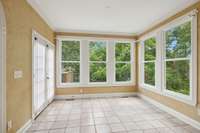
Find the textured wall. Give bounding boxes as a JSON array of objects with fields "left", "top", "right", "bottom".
[{"left": 1, "top": 0, "right": 55, "bottom": 132}]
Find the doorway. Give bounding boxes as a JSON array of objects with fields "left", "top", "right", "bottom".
[{"left": 32, "top": 31, "right": 55, "bottom": 119}]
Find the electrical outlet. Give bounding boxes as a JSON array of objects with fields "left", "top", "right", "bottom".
[{"left": 7, "top": 120, "right": 12, "bottom": 130}]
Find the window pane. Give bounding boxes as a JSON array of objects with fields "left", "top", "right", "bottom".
[
  {"left": 144, "top": 37, "right": 156, "bottom": 61},
  {"left": 115, "top": 42, "right": 131, "bottom": 61},
  {"left": 166, "top": 60, "right": 190, "bottom": 95},
  {"left": 165, "top": 21, "right": 191, "bottom": 59},
  {"left": 144, "top": 62, "right": 155, "bottom": 85},
  {"left": 61, "top": 63, "right": 80, "bottom": 83},
  {"left": 89, "top": 41, "right": 106, "bottom": 61},
  {"left": 116, "top": 63, "right": 131, "bottom": 82},
  {"left": 90, "top": 63, "right": 106, "bottom": 82},
  {"left": 62, "top": 40, "right": 80, "bottom": 61}
]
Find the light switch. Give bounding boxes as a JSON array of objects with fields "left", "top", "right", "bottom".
[{"left": 14, "top": 70, "right": 23, "bottom": 79}]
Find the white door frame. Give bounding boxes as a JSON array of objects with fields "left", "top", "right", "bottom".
[
  {"left": 32, "top": 30, "right": 55, "bottom": 119},
  {"left": 0, "top": 1, "right": 6, "bottom": 133}
]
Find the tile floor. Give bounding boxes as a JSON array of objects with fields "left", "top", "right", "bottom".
[{"left": 27, "top": 97, "right": 200, "bottom": 133}]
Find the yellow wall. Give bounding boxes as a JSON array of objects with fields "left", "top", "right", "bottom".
[
  {"left": 1, "top": 0, "right": 55, "bottom": 132},
  {"left": 56, "top": 86, "right": 137, "bottom": 95},
  {"left": 138, "top": 1, "right": 200, "bottom": 122}
]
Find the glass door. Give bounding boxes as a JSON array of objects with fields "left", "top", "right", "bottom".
[{"left": 32, "top": 33, "right": 55, "bottom": 119}]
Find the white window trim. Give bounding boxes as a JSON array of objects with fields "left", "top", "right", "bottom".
[
  {"left": 57, "top": 38, "right": 82, "bottom": 87},
  {"left": 139, "top": 33, "right": 161, "bottom": 94},
  {"left": 56, "top": 36, "right": 136, "bottom": 88},
  {"left": 161, "top": 11, "right": 197, "bottom": 105},
  {"left": 139, "top": 9, "right": 198, "bottom": 106},
  {"left": 88, "top": 40, "right": 108, "bottom": 84}
]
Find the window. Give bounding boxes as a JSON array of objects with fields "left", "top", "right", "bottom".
[
  {"left": 89, "top": 41, "right": 107, "bottom": 82},
  {"left": 164, "top": 21, "right": 191, "bottom": 96},
  {"left": 57, "top": 38, "right": 135, "bottom": 87},
  {"left": 142, "top": 37, "right": 156, "bottom": 87},
  {"left": 115, "top": 42, "right": 131, "bottom": 82},
  {"left": 139, "top": 10, "right": 197, "bottom": 105},
  {"left": 61, "top": 40, "right": 80, "bottom": 83}
]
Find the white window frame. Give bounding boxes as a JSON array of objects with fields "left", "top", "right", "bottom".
[
  {"left": 56, "top": 36, "right": 136, "bottom": 88},
  {"left": 57, "top": 38, "right": 82, "bottom": 87},
  {"left": 161, "top": 11, "right": 197, "bottom": 105},
  {"left": 139, "top": 33, "right": 162, "bottom": 94},
  {"left": 139, "top": 9, "right": 197, "bottom": 105},
  {"left": 88, "top": 40, "right": 108, "bottom": 84},
  {"left": 114, "top": 41, "right": 135, "bottom": 85}
]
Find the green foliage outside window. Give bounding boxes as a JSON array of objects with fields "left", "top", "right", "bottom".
[
  {"left": 90, "top": 63, "right": 106, "bottom": 82},
  {"left": 165, "top": 21, "right": 191, "bottom": 95},
  {"left": 90, "top": 41, "right": 106, "bottom": 61},
  {"left": 144, "top": 37, "right": 156, "bottom": 86},
  {"left": 115, "top": 43, "right": 131, "bottom": 61},
  {"left": 89, "top": 41, "right": 107, "bottom": 82},
  {"left": 166, "top": 21, "right": 191, "bottom": 59},
  {"left": 166, "top": 60, "right": 189, "bottom": 95},
  {"left": 144, "top": 38, "right": 156, "bottom": 61},
  {"left": 144, "top": 62, "right": 155, "bottom": 85},
  {"left": 115, "top": 43, "right": 131, "bottom": 82},
  {"left": 116, "top": 63, "right": 131, "bottom": 82},
  {"left": 62, "top": 41, "right": 80, "bottom": 61},
  {"left": 61, "top": 41, "right": 80, "bottom": 83}
]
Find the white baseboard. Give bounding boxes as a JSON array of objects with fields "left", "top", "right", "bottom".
[
  {"left": 138, "top": 94, "right": 200, "bottom": 130},
  {"left": 55, "top": 92, "right": 138, "bottom": 100},
  {"left": 16, "top": 119, "right": 32, "bottom": 133}
]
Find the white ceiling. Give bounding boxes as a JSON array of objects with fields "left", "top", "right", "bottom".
[{"left": 27, "top": 0, "right": 199, "bottom": 35}]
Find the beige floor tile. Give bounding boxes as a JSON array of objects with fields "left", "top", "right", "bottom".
[
  {"left": 143, "top": 129, "right": 159, "bottom": 133},
  {"left": 38, "top": 122, "right": 53, "bottom": 130},
  {"left": 81, "top": 118, "right": 94, "bottom": 126},
  {"left": 135, "top": 121, "right": 154, "bottom": 130},
  {"left": 81, "top": 126, "right": 96, "bottom": 133},
  {"left": 107, "top": 116, "right": 121, "bottom": 124},
  {"left": 128, "top": 130, "right": 143, "bottom": 133},
  {"left": 50, "top": 121, "right": 67, "bottom": 129},
  {"left": 156, "top": 127, "right": 174, "bottom": 133},
  {"left": 170, "top": 126, "right": 190, "bottom": 133},
  {"left": 65, "top": 127, "right": 80, "bottom": 133},
  {"left": 67, "top": 119, "right": 80, "bottom": 128},
  {"left": 124, "top": 122, "right": 140, "bottom": 131},
  {"left": 49, "top": 128, "right": 65, "bottom": 133},
  {"left": 110, "top": 123, "right": 126, "bottom": 132},
  {"left": 96, "top": 124, "right": 111, "bottom": 133},
  {"left": 94, "top": 117, "right": 107, "bottom": 125},
  {"left": 150, "top": 120, "right": 166, "bottom": 128}
]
